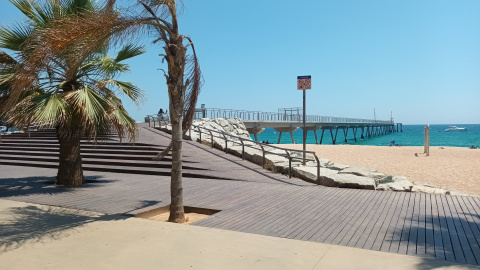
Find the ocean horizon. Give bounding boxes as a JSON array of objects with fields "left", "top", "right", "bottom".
[{"left": 250, "top": 124, "right": 480, "bottom": 148}]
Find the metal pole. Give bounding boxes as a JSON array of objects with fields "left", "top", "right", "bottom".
[{"left": 303, "top": 88, "right": 306, "bottom": 165}]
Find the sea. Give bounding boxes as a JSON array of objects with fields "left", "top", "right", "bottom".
[{"left": 250, "top": 124, "right": 480, "bottom": 148}]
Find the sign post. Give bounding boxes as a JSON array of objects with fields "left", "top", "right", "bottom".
[{"left": 297, "top": 75, "right": 311, "bottom": 165}]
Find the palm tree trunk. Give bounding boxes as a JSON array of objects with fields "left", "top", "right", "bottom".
[
  {"left": 167, "top": 36, "right": 187, "bottom": 223},
  {"left": 56, "top": 125, "right": 84, "bottom": 185},
  {"left": 169, "top": 106, "right": 185, "bottom": 222}
]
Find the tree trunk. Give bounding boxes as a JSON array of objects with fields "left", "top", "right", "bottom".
[
  {"left": 167, "top": 35, "right": 187, "bottom": 223},
  {"left": 56, "top": 125, "right": 84, "bottom": 185},
  {"left": 169, "top": 106, "right": 185, "bottom": 223}
]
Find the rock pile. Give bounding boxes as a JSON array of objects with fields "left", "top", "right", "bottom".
[{"left": 157, "top": 118, "right": 454, "bottom": 195}]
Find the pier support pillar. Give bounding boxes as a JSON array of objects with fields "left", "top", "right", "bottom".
[
  {"left": 246, "top": 127, "right": 265, "bottom": 142},
  {"left": 314, "top": 130, "right": 318, "bottom": 144},
  {"left": 330, "top": 128, "right": 339, "bottom": 144},
  {"left": 320, "top": 129, "right": 325, "bottom": 144},
  {"left": 290, "top": 132, "right": 295, "bottom": 144},
  {"left": 274, "top": 127, "right": 299, "bottom": 144}
]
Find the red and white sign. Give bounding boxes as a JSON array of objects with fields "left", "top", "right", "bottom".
[{"left": 297, "top": 75, "right": 311, "bottom": 90}]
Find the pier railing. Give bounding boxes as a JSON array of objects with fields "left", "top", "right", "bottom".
[
  {"left": 197, "top": 108, "right": 392, "bottom": 124},
  {"left": 150, "top": 118, "right": 321, "bottom": 183},
  {"left": 146, "top": 108, "right": 392, "bottom": 124}
]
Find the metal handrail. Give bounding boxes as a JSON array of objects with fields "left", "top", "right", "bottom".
[{"left": 188, "top": 123, "right": 321, "bottom": 184}]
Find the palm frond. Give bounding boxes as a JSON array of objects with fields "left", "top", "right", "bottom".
[
  {"left": 67, "top": 85, "right": 108, "bottom": 124},
  {"left": 182, "top": 36, "right": 202, "bottom": 132},
  {"left": 9, "top": 0, "right": 47, "bottom": 26},
  {"left": 0, "top": 24, "right": 33, "bottom": 51},
  {"left": 96, "top": 55, "right": 129, "bottom": 77},
  {"left": 23, "top": 93, "right": 67, "bottom": 125},
  {"left": 106, "top": 98, "right": 137, "bottom": 142},
  {"left": 105, "top": 79, "right": 144, "bottom": 105},
  {"left": 115, "top": 44, "right": 145, "bottom": 62},
  {"left": 65, "top": 0, "right": 97, "bottom": 15}
]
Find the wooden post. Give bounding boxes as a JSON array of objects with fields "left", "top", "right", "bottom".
[{"left": 424, "top": 124, "right": 430, "bottom": 156}]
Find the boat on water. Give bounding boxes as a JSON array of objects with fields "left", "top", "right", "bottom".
[{"left": 444, "top": 125, "right": 467, "bottom": 132}]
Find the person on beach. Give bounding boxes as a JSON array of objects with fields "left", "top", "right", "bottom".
[{"left": 389, "top": 139, "right": 395, "bottom": 146}]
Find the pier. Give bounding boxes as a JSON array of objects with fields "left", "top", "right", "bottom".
[{"left": 193, "top": 108, "right": 403, "bottom": 144}]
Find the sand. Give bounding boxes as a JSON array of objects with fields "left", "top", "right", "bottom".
[
  {"left": 282, "top": 144, "right": 480, "bottom": 196},
  {"left": 147, "top": 212, "right": 209, "bottom": 225}
]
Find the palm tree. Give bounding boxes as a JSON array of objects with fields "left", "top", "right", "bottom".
[
  {"left": 1, "top": 0, "right": 201, "bottom": 223},
  {"left": 136, "top": 0, "right": 202, "bottom": 223},
  {"left": 0, "top": 0, "right": 145, "bottom": 186}
]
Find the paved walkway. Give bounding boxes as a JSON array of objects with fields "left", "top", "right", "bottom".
[{"left": 1, "top": 124, "right": 480, "bottom": 268}]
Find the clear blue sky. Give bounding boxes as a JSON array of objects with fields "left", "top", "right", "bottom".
[{"left": 1, "top": 0, "right": 479, "bottom": 124}]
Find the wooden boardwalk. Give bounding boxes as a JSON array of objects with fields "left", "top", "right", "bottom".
[{"left": 1, "top": 124, "right": 479, "bottom": 266}]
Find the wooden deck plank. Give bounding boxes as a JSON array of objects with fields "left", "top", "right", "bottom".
[
  {"left": 336, "top": 189, "right": 384, "bottom": 246},
  {"left": 424, "top": 193, "right": 436, "bottom": 258},
  {"left": 238, "top": 187, "right": 322, "bottom": 234},
  {"left": 260, "top": 189, "right": 330, "bottom": 236},
  {"left": 448, "top": 195, "right": 480, "bottom": 265},
  {"left": 351, "top": 190, "right": 391, "bottom": 248},
  {"left": 417, "top": 193, "right": 427, "bottom": 256},
  {"left": 397, "top": 192, "right": 415, "bottom": 254},
  {"left": 308, "top": 189, "right": 375, "bottom": 243},
  {"left": 216, "top": 189, "right": 302, "bottom": 231},
  {"left": 297, "top": 188, "right": 360, "bottom": 241},
  {"left": 441, "top": 195, "right": 467, "bottom": 263},
  {"left": 460, "top": 196, "right": 480, "bottom": 244},
  {"left": 269, "top": 187, "right": 340, "bottom": 238},
  {"left": 464, "top": 196, "right": 480, "bottom": 233},
  {"left": 196, "top": 184, "right": 296, "bottom": 228},
  {"left": 372, "top": 191, "right": 402, "bottom": 251},
  {"left": 284, "top": 188, "right": 356, "bottom": 240},
  {"left": 430, "top": 194, "right": 445, "bottom": 261},
  {"left": 330, "top": 189, "right": 381, "bottom": 246},
  {"left": 380, "top": 191, "right": 407, "bottom": 252},
  {"left": 362, "top": 191, "right": 398, "bottom": 250},
  {"left": 390, "top": 192, "right": 413, "bottom": 254},
  {"left": 317, "top": 188, "right": 379, "bottom": 244},
  {"left": 436, "top": 194, "right": 456, "bottom": 262},
  {"left": 406, "top": 192, "right": 420, "bottom": 256}
]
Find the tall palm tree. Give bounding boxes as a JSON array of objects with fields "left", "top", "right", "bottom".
[
  {"left": 0, "top": 0, "right": 145, "bottom": 185},
  {"left": 137, "top": 0, "right": 202, "bottom": 223},
  {"left": 1, "top": 0, "right": 201, "bottom": 223}
]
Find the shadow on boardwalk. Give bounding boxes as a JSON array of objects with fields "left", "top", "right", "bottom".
[
  {"left": 0, "top": 176, "right": 116, "bottom": 198},
  {"left": 390, "top": 214, "right": 480, "bottom": 266},
  {"left": 0, "top": 205, "right": 126, "bottom": 254}
]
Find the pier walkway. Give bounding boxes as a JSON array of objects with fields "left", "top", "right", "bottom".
[
  {"left": 152, "top": 107, "right": 403, "bottom": 144},
  {"left": 1, "top": 124, "right": 479, "bottom": 266}
]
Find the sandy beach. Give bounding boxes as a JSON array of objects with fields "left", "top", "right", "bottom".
[{"left": 283, "top": 144, "right": 480, "bottom": 196}]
